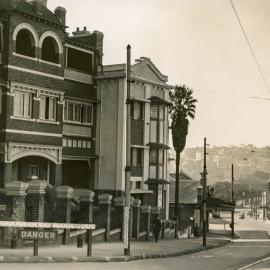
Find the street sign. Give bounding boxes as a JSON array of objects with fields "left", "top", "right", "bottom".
[{"left": 19, "top": 230, "right": 57, "bottom": 240}]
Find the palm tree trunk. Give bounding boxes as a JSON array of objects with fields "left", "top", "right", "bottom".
[{"left": 174, "top": 151, "right": 180, "bottom": 218}]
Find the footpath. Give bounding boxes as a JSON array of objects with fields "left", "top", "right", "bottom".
[{"left": 0, "top": 230, "right": 232, "bottom": 263}]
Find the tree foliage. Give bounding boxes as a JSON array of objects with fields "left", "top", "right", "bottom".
[{"left": 169, "top": 85, "right": 198, "bottom": 154}]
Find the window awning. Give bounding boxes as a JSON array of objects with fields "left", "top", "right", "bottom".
[
  {"left": 146, "top": 143, "right": 170, "bottom": 149},
  {"left": 145, "top": 178, "right": 170, "bottom": 185},
  {"left": 207, "top": 197, "right": 235, "bottom": 211}
]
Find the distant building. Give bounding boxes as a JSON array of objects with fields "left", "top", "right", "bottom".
[
  {"left": 0, "top": 0, "right": 103, "bottom": 189},
  {"left": 96, "top": 57, "right": 173, "bottom": 213}
]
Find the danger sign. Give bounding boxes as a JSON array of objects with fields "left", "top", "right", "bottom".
[{"left": 19, "top": 230, "right": 57, "bottom": 240}]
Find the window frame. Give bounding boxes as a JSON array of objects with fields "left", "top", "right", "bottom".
[
  {"left": 131, "top": 147, "right": 143, "bottom": 167},
  {"left": 64, "top": 100, "right": 93, "bottom": 125},
  {"left": 13, "top": 90, "right": 33, "bottom": 118},
  {"left": 39, "top": 94, "right": 57, "bottom": 121},
  {"left": 131, "top": 101, "right": 144, "bottom": 120}
]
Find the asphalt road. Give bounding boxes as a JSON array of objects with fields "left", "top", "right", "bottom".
[{"left": 2, "top": 215, "right": 270, "bottom": 270}]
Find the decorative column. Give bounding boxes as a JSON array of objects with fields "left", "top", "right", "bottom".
[
  {"left": 114, "top": 196, "right": 125, "bottom": 241},
  {"left": 98, "top": 194, "right": 112, "bottom": 242},
  {"left": 141, "top": 205, "right": 151, "bottom": 241},
  {"left": 26, "top": 180, "right": 47, "bottom": 222},
  {"left": 132, "top": 199, "right": 141, "bottom": 240},
  {"left": 4, "top": 181, "right": 28, "bottom": 247},
  {"left": 55, "top": 186, "right": 73, "bottom": 244}
]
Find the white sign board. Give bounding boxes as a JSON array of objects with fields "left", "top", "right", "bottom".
[{"left": 0, "top": 221, "right": 95, "bottom": 230}]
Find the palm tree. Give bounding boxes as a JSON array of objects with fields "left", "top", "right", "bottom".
[{"left": 169, "top": 85, "right": 198, "bottom": 225}]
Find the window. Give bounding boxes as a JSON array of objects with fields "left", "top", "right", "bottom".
[
  {"left": 16, "top": 29, "right": 35, "bottom": 57},
  {"left": 67, "top": 139, "right": 72, "bottom": 147},
  {"left": 64, "top": 101, "right": 93, "bottom": 125},
  {"left": 29, "top": 165, "right": 39, "bottom": 180},
  {"left": 150, "top": 104, "right": 165, "bottom": 143},
  {"left": 72, "top": 140, "right": 77, "bottom": 148},
  {"left": 131, "top": 148, "right": 143, "bottom": 166},
  {"left": 14, "top": 91, "right": 32, "bottom": 118},
  {"left": 149, "top": 149, "right": 164, "bottom": 165},
  {"left": 150, "top": 104, "right": 158, "bottom": 119},
  {"left": 41, "top": 36, "right": 59, "bottom": 63},
  {"left": 136, "top": 181, "right": 141, "bottom": 189},
  {"left": 131, "top": 102, "right": 144, "bottom": 120},
  {"left": 63, "top": 138, "right": 91, "bottom": 149},
  {"left": 40, "top": 95, "right": 57, "bottom": 121}
]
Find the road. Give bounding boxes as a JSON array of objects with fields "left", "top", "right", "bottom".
[{"left": 2, "top": 214, "right": 270, "bottom": 270}]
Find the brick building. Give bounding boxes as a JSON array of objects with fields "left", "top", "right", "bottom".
[
  {"left": 96, "top": 57, "right": 173, "bottom": 215},
  {"left": 0, "top": 0, "right": 103, "bottom": 189}
]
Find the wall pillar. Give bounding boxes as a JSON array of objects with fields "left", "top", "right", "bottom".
[
  {"left": 132, "top": 199, "right": 141, "bottom": 240},
  {"left": 3, "top": 163, "right": 12, "bottom": 187},
  {"left": 26, "top": 180, "right": 47, "bottom": 222},
  {"left": 4, "top": 181, "right": 28, "bottom": 247},
  {"left": 54, "top": 164, "right": 62, "bottom": 187},
  {"left": 98, "top": 194, "right": 112, "bottom": 242},
  {"left": 74, "top": 189, "right": 95, "bottom": 223},
  {"left": 141, "top": 205, "right": 151, "bottom": 241},
  {"left": 55, "top": 186, "right": 73, "bottom": 244},
  {"left": 114, "top": 196, "right": 125, "bottom": 241}
]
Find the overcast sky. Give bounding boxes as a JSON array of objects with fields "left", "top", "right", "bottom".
[{"left": 48, "top": 0, "right": 270, "bottom": 148}]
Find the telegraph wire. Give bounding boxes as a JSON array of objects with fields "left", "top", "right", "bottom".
[{"left": 229, "top": 0, "right": 270, "bottom": 95}]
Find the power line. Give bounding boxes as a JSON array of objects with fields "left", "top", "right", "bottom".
[
  {"left": 229, "top": 0, "right": 270, "bottom": 95},
  {"left": 194, "top": 88, "right": 270, "bottom": 102}
]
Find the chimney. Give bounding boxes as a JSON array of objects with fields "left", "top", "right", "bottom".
[{"left": 54, "top": 6, "right": 66, "bottom": 25}]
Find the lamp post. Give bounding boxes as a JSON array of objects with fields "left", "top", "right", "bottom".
[
  {"left": 202, "top": 137, "right": 208, "bottom": 248},
  {"left": 123, "top": 44, "right": 131, "bottom": 256},
  {"left": 231, "top": 164, "right": 235, "bottom": 238}
]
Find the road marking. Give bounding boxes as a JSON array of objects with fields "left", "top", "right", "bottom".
[
  {"left": 232, "top": 239, "right": 270, "bottom": 242},
  {"left": 236, "top": 256, "right": 270, "bottom": 270},
  {"left": 231, "top": 246, "right": 270, "bottom": 248}
]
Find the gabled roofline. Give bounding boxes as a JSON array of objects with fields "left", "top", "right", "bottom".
[{"left": 133, "top": 57, "right": 168, "bottom": 83}]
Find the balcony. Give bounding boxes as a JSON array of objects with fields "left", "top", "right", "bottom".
[{"left": 64, "top": 68, "right": 93, "bottom": 85}]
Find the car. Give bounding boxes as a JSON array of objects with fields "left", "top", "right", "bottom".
[
  {"left": 212, "top": 211, "right": 221, "bottom": 218},
  {"left": 239, "top": 213, "right": 245, "bottom": 219}
]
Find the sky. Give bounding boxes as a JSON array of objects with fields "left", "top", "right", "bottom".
[{"left": 48, "top": 0, "right": 270, "bottom": 148}]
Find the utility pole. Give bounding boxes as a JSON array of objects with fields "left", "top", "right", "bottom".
[
  {"left": 202, "top": 137, "right": 207, "bottom": 248},
  {"left": 231, "top": 164, "right": 235, "bottom": 238},
  {"left": 123, "top": 44, "right": 131, "bottom": 256}
]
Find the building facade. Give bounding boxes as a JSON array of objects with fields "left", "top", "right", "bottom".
[
  {"left": 96, "top": 57, "right": 172, "bottom": 213},
  {"left": 0, "top": 0, "right": 103, "bottom": 189}
]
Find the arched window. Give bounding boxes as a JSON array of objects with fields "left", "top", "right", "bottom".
[
  {"left": 41, "top": 37, "right": 59, "bottom": 63},
  {"left": 16, "top": 29, "right": 35, "bottom": 57}
]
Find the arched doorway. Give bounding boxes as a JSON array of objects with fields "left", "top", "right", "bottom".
[{"left": 12, "top": 156, "right": 56, "bottom": 184}]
